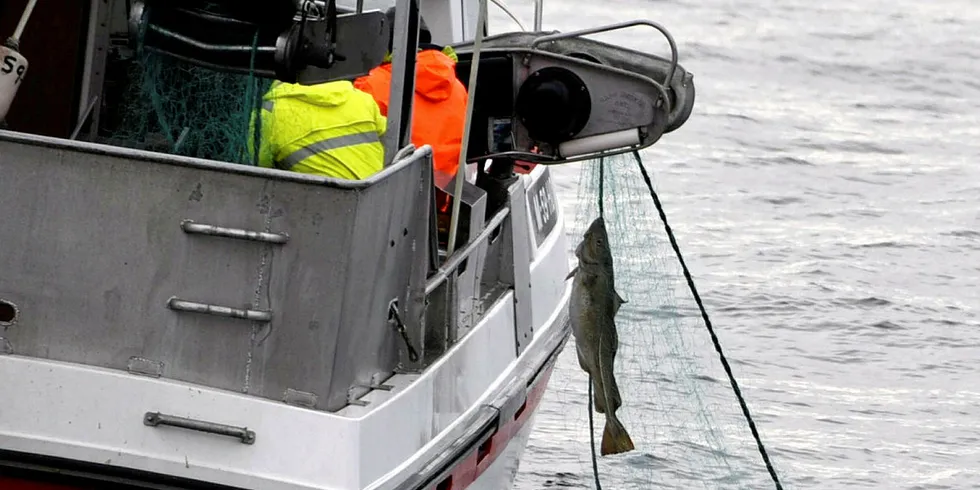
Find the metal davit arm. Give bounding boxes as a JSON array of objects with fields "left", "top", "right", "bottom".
[
  {"left": 446, "top": 0, "right": 488, "bottom": 256},
  {"left": 533, "top": 0, "right": 543, "bottom": 31},
  {"left": 383, "top": 0, "right": 421, "bottom": 166}
]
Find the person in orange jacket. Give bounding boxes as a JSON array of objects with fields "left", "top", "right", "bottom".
[{"left": 354, "top": 7, "right": 468, "bottom": 212}]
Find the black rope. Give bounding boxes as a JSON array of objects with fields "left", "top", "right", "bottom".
[
  {"left": 388, "top": 302, "right": 420, "bottom": 362},
  {"left": 586, "top": 157, "right": 605, "bottom": 490},
  {"left": 598, "top": 157, "right": 606, "bottom": 218},
  {"left": 588, "top": 378, "right": 602, "bottom": 490},
  {"left": 630, "top": 151, "right": 783, "bottom": 489}
]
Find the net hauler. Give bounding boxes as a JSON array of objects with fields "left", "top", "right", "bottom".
[{"left": 453, "top": 21, "right": 696, "bottom": 164}]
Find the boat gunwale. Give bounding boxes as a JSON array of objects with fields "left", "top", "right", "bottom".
[{"left": 0, "top": 129, "right": 433, "bottom": 190}]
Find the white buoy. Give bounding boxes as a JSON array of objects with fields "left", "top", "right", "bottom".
[
  {"left": 0, "top": 45, "right": 29, "bottom": 121},
  {"left": 0, "top": 0, "right": 40, "bottom": 122}
]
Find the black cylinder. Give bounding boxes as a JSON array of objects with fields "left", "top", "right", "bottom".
[{"left": 515, "top": 66, "right": 591, "bottom": 145}]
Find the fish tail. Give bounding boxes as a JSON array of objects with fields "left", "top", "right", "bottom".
[
  {"left": 600, "top": 414, "right": 635, "bottom": 456},
  {"left": 595, "top": 329, "right": 628, "bottom": 455}
]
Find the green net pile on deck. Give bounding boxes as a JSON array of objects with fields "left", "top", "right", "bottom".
[
  {"left": 514, "top": 154, "right": 780, "bottom": 489},
  {"left": 101, "top": 41, "right": 271, "bottom": 164}
]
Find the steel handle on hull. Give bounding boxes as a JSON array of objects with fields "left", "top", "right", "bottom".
[
  {"left": 180, "top": 219, "right": 289, "bottom": 244},
  {"left": 167, "top": 297, "right": 272, "bottom": 322},
  {"left": 143, "top": 412, "right": 256, "bottom": 445}
]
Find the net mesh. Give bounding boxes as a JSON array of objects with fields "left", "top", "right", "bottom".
[
  {"left": 101, "top": 33, "right": 271, "bottom": 164},
  {"left": 516, "top": 154, "right": 777, "bottom": 489}
]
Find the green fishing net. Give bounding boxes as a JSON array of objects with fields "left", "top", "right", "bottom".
[
  {"left": 516, "top": 153, "right": 780, "bottom": 489},
  {"left": 99, "top": 0, "right": 399, "bottom": 160},
  {"left": 100, "top": 35, "right": 271, "bottom": 164}
]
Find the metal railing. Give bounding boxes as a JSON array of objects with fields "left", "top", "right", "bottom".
[{"left": 425, "top": 206, "right": 510, "bottom": 295}]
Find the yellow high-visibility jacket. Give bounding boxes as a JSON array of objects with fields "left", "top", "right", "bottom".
[{"left": 249, "top": 80, "right": 387, "bottom": 180}]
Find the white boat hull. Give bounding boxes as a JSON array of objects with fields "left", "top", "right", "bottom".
[{"left": 0, "top": 144, "right": 572, "bottom": 490}]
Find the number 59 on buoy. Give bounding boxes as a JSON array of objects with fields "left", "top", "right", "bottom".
[
  {"left": 0, "top": 46, "right": 28, "bottom": 121},
  {"left": 0, "top": 0, "right": 39, "bottom": 122}
]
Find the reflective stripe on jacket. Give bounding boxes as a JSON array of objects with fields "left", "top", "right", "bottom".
[
  {"left": 250, "top": 80, "right": 387, "bottom": 180},
  {"left": 353, "top": 49, "right": 467, "bottom": 190}
]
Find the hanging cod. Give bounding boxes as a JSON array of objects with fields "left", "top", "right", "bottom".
[{"left": 567, "top": 216, "right": 635, "bottom": 456}]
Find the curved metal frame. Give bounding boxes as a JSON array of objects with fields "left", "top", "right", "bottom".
[
  {"left": 530, "top": 19, "right": 679, "bottom": 100},
  {"left": 490, "top": 0, "right": 526, "bottom": 31}
]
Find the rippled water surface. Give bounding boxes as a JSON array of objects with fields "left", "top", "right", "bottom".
[{"left": 493, "top": 0, "right": 980, "bottom": 488}]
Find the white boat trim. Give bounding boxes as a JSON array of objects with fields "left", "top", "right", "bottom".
[{"left": 0, "top": 281, "right": 569, "bottom": 490}]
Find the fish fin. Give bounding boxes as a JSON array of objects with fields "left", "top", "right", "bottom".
[
  {"left": 612, "top": 290, "right": 627, "bottom": 316},
  {"left": 596, "top": 329, "right": 622, "bottom": 416},
  {"left": 565, "top": 266, "right": 578, "bottom": 281},
  {"left": 600, "top": 415, "right": 635, "bottom": 456},
  {"left": 591, "top": 373, "right": 607, "bottom": 414},
  {"left": 576, "top": 347, "right": 603, "bottom": 414},
  {"left": 575, "top": 345, "right": 588, "bottom": 369},
  {"left": 576, "top": 346, "right": 593, "bottom": 379}
]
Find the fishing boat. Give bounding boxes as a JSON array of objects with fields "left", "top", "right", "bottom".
[{"left": 0, "top": 0, "right": 695, "bottom": 488}]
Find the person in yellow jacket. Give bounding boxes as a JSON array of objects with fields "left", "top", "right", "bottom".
[{"left": 249, "top": 80, "right": 387, "bottom": 179}]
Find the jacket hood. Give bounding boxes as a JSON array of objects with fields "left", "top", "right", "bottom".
[
  {"left": 265, "top": 80, "right": 354, "bottom": 107},
  {"left": 412, "top": 50, "right": 458, "bottom": 102}
]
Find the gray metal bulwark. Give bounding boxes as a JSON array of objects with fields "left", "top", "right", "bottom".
[
  {"left": 0, "top": 131, "right": 433, "bottom": 412},
  {"left": 507, "top": 178, "right": 534, "bottom": 355}
]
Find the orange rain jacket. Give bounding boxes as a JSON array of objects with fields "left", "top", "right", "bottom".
[{"left": 354, "top": 49, "right": 468, "bottom": 204}]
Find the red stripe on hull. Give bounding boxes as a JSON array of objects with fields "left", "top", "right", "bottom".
[
  {"left": 0, "top": 477, "right": 87, "bottom": 489},
  {"left": 428, "top": 363, "right": 555, "bottom": 490}
]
